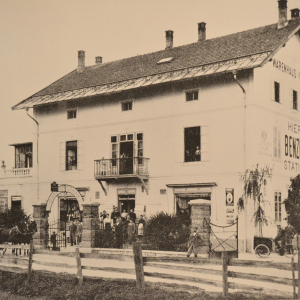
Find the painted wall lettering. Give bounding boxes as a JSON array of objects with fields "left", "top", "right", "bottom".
[
  {"left": 273, "top": 59, "right": 298, "bottom": 79},
  {"left": 284, "top": 122, "right": 300, "bottom": 172}
]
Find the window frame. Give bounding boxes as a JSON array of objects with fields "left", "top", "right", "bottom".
[
  {"left": 15, "top": 143, "right": 33, "bottom": 169},
  {"left": 293, "top": 90, "right": 298, "bottom": 111},
  {"left": 184, "top": 126, "right": 201, "bottom": 163},
  {"left": 66, "top": 141, "right": 77, "bottom": 171},
  {"left": 274, "top": 191, "right": 282, "bottom": 223},
  {"left": 121, "top": 100, "right": 133, "bottom": 112},
  {"left": 67, "top": 108, "right": 77, "bottom": 120},
  {"left": 185, "top": 90, "right": 199, "bottom": 102},
  {"left": 274, "top": 81, "right": 280, "bottom": 103}
]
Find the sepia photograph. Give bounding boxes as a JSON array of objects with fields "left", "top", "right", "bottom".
[{"left": 1, "top": 0, "right": 300, "bottom": 299}]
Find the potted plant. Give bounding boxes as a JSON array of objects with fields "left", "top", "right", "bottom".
[{"left": 238, "top": 164, "right": 272, "bottom": 249}]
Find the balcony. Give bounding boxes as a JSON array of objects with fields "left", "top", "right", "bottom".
[
  {"left": 94, "top": 157, "right": 149, "bottom": 181},
  {"left": 0, "top": 168, "right": 32, "bottom": 179}
]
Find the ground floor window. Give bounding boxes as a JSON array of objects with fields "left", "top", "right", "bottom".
[
  {"left": 11, "top": 196, "right": 21, "bottom": 210},
  {"left": 274, "top": 191, "right": 282, "bottom": 222}
]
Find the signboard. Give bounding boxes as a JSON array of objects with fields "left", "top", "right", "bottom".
[
  {"left": 225, "top": 189, "right": 235, "bottom": 224},
  {"left": 51, "top": 181, "right": 58, "bottom": 192},
  {"left": 226, "top": 189, "right": 234, "bottom": 206}
]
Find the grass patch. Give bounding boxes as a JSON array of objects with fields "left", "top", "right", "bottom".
[{"left": 0, "top": 270, "right": 292, "bottom": 300}]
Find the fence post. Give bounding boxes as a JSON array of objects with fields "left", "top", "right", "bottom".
[
  {"left": 27, "top": 240, "right": 34, "bottom": 280},
  {"left": 291, "top": 257, "right": 296, "bottom": 299},
  {"left": 75, "top": 247, "right": 83, "bottom": 288},
  {"left": 133, "top": 241, "right": 145, "bottom": 291},
  {"left": 222, "top": 251, "right": 229, "bottom": 296},
  {"left": 298, "top": 236, "right": 300, "bottom": 300}
]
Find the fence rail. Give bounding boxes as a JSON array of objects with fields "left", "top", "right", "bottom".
[
  {"left": 0, "top": 168, "right": 32, "bottom": 178},
  {"left": 0, "top": 242, "right": 298, "bottom": 298}
]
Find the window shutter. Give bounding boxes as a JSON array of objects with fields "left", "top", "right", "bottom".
[
  {"left": 290, "top": 88, "right": 294, "bottom": 109},
  {"left": 201, "top": 126, "right": 210, "bottom": 161},
  {"left": 174, "top": 128, "right": 184, "bottom": 163},
  {"left": 270, "top": 80, "right": 275, "bottom": 102},
  {"left": 60, "top": 142, "right": 66, "bottom": 171},
  {"left": 77, "top": 140, "right": 84, "bottom": 170}
]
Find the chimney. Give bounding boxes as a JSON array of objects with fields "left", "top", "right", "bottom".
[
  {"left": 278, "top": 0, "right": 288, "bottom": 29},
  {"left": 198, "top": 22, "right": 206, "bottom": 42},
  {"left": 165, "top": 30, "right": 173, "bottom": 49},
  {"left": 77, "top": 50, "right": 85, "bottom": 73},
  {"left": 291, "top": 8, "right": 300, "bottom": 19},
  {"left": 95, "top": 56, "right": 103, "bottom": 65}
]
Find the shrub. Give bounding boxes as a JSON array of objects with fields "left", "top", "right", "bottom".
[{"left": 144, "top": 212, "right": 190, "bottom": 251}]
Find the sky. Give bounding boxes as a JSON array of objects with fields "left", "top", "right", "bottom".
[{"left": 1, "top": 0, "right": 300, "bottom": 167}]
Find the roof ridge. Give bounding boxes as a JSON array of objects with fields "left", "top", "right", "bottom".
[{"left": 85, "top": 22, "right": 280, "bottom": 69}]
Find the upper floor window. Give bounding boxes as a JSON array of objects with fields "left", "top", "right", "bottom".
[
  {"left": 15, "top": 143, "right": 32, "bottom": 168},
  {"left": 66, "top": 141, "right": 77, "bottom": 170},
  {"left": 184, "top": 126, "right": 201, "bottom": 162},
  {"left": 186, "top": 90, "right": 199, "bottom": 102},
  {"left": 274, "top": 191, "right": 282, "bottom": 222},
  {"left": 121, "top": 101, "right": 133, "bottom": 112},
  {"left": 274, "top": 81, "right": 280, "bottom": 103},
  {"left": 293, "top": 90, "right": 298, "bottom": 110},
  {"left": 67, "top": 109, "right": 77, "bottom": 120}
]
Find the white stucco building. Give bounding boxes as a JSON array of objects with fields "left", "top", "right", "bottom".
[{"left": 1, "top": 0, "right": 300, "bottom": 252}]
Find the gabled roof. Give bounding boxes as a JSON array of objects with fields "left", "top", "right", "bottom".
[{"left": 12, "top": 18, "right": 300, "bottom": 110}]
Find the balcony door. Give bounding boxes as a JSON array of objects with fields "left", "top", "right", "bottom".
[{"left": 120, "top": 141, "right": 134, "bottom": 174}]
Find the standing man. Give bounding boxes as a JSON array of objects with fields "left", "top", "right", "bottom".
[
  {"left": 69, "top": 221, "right": 77, "bottom": 246},
  {"left": 129, "top": 209, "right": 136, "bottom": 222},
  {"left": 114, "top": 218, "right": 123, "bottom": 249}
]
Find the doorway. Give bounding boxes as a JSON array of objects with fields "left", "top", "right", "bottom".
[
  {"left": 118, "top": 195, "right": 135, "bottom": 214},
  {"left": 119, "top": 141, "right": 134, "bottom": 174}
]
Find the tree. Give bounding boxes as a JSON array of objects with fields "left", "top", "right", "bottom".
[
  {"left": 238, "top": 164, "right": 272, "bottom": 237},
  {"left": 0, "top": 207, "right": 36, "bottom": 233},
  {"left": 284, "top": 174, "right": 300, "bottom": 233}
]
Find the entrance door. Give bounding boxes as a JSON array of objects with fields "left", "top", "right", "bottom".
[
  {"left": 118, "top": 195, "right": 135, "bottom": 213},
  {"left": 119, "top": 141, "right": 134, "bottom": 174}
]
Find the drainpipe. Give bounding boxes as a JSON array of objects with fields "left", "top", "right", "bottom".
[
  {"left": 232, "top": 71, "right": 247, "bottom": 253},
  {"left": 26, "top": 108, "right": 39, "bottom": 203}
]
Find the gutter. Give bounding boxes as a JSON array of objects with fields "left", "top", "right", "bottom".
[{"left": 25, "top": 108, "right": 39, "bottom": 202}]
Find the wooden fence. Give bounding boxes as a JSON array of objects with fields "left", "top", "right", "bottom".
[{"left": 0, "top": 241, "right": 299, "bottom": 298}]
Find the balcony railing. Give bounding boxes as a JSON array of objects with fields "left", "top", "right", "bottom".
[
  {"left": 0, "top": 168, "right": 32, "bottom": 179},
  {"left": 94, "top": 157, "right": 149, "bottom": 179}
]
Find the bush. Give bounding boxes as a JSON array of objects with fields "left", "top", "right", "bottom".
[
  {"left": 94, "top": 229, "right": 115, "bottom": 248},
  {"left": 144, "top": 212, "right": 190, "bottom": 251}
]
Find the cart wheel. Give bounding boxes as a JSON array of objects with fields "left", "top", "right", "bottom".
[{"left": 255, "top": 244, "right": 270, "bottom": 258}]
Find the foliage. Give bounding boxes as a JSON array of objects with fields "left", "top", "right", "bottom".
[
  {"left": 239, "top": 164, "right": 272, "bottom": 237},
  {"left": 0, "top": 207, "right": 36, "bottom": 233},
  {"left": 284, "top": 174, "right": 300, "bottom": 234},
  {"left": 94, "top": 228, "right": 116, "bottom": 248},
  {"left": 143, "top": 212, "right": 190, "bottom": 251}
]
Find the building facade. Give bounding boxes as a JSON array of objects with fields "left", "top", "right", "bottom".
[{"left": 2, "top": 0, "right": 300, "bottom": 252}]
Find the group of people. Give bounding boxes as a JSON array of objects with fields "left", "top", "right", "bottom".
[{"left": 99, "top": 207, "right": 146, "bottom": 248}]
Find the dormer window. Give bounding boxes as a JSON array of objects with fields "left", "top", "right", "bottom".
[
  {"left": 67, "top": 109, "right": 77, "bottom": 119},
  {"left": 121, "top": 100, "right": 133, "bottom": 112}
]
